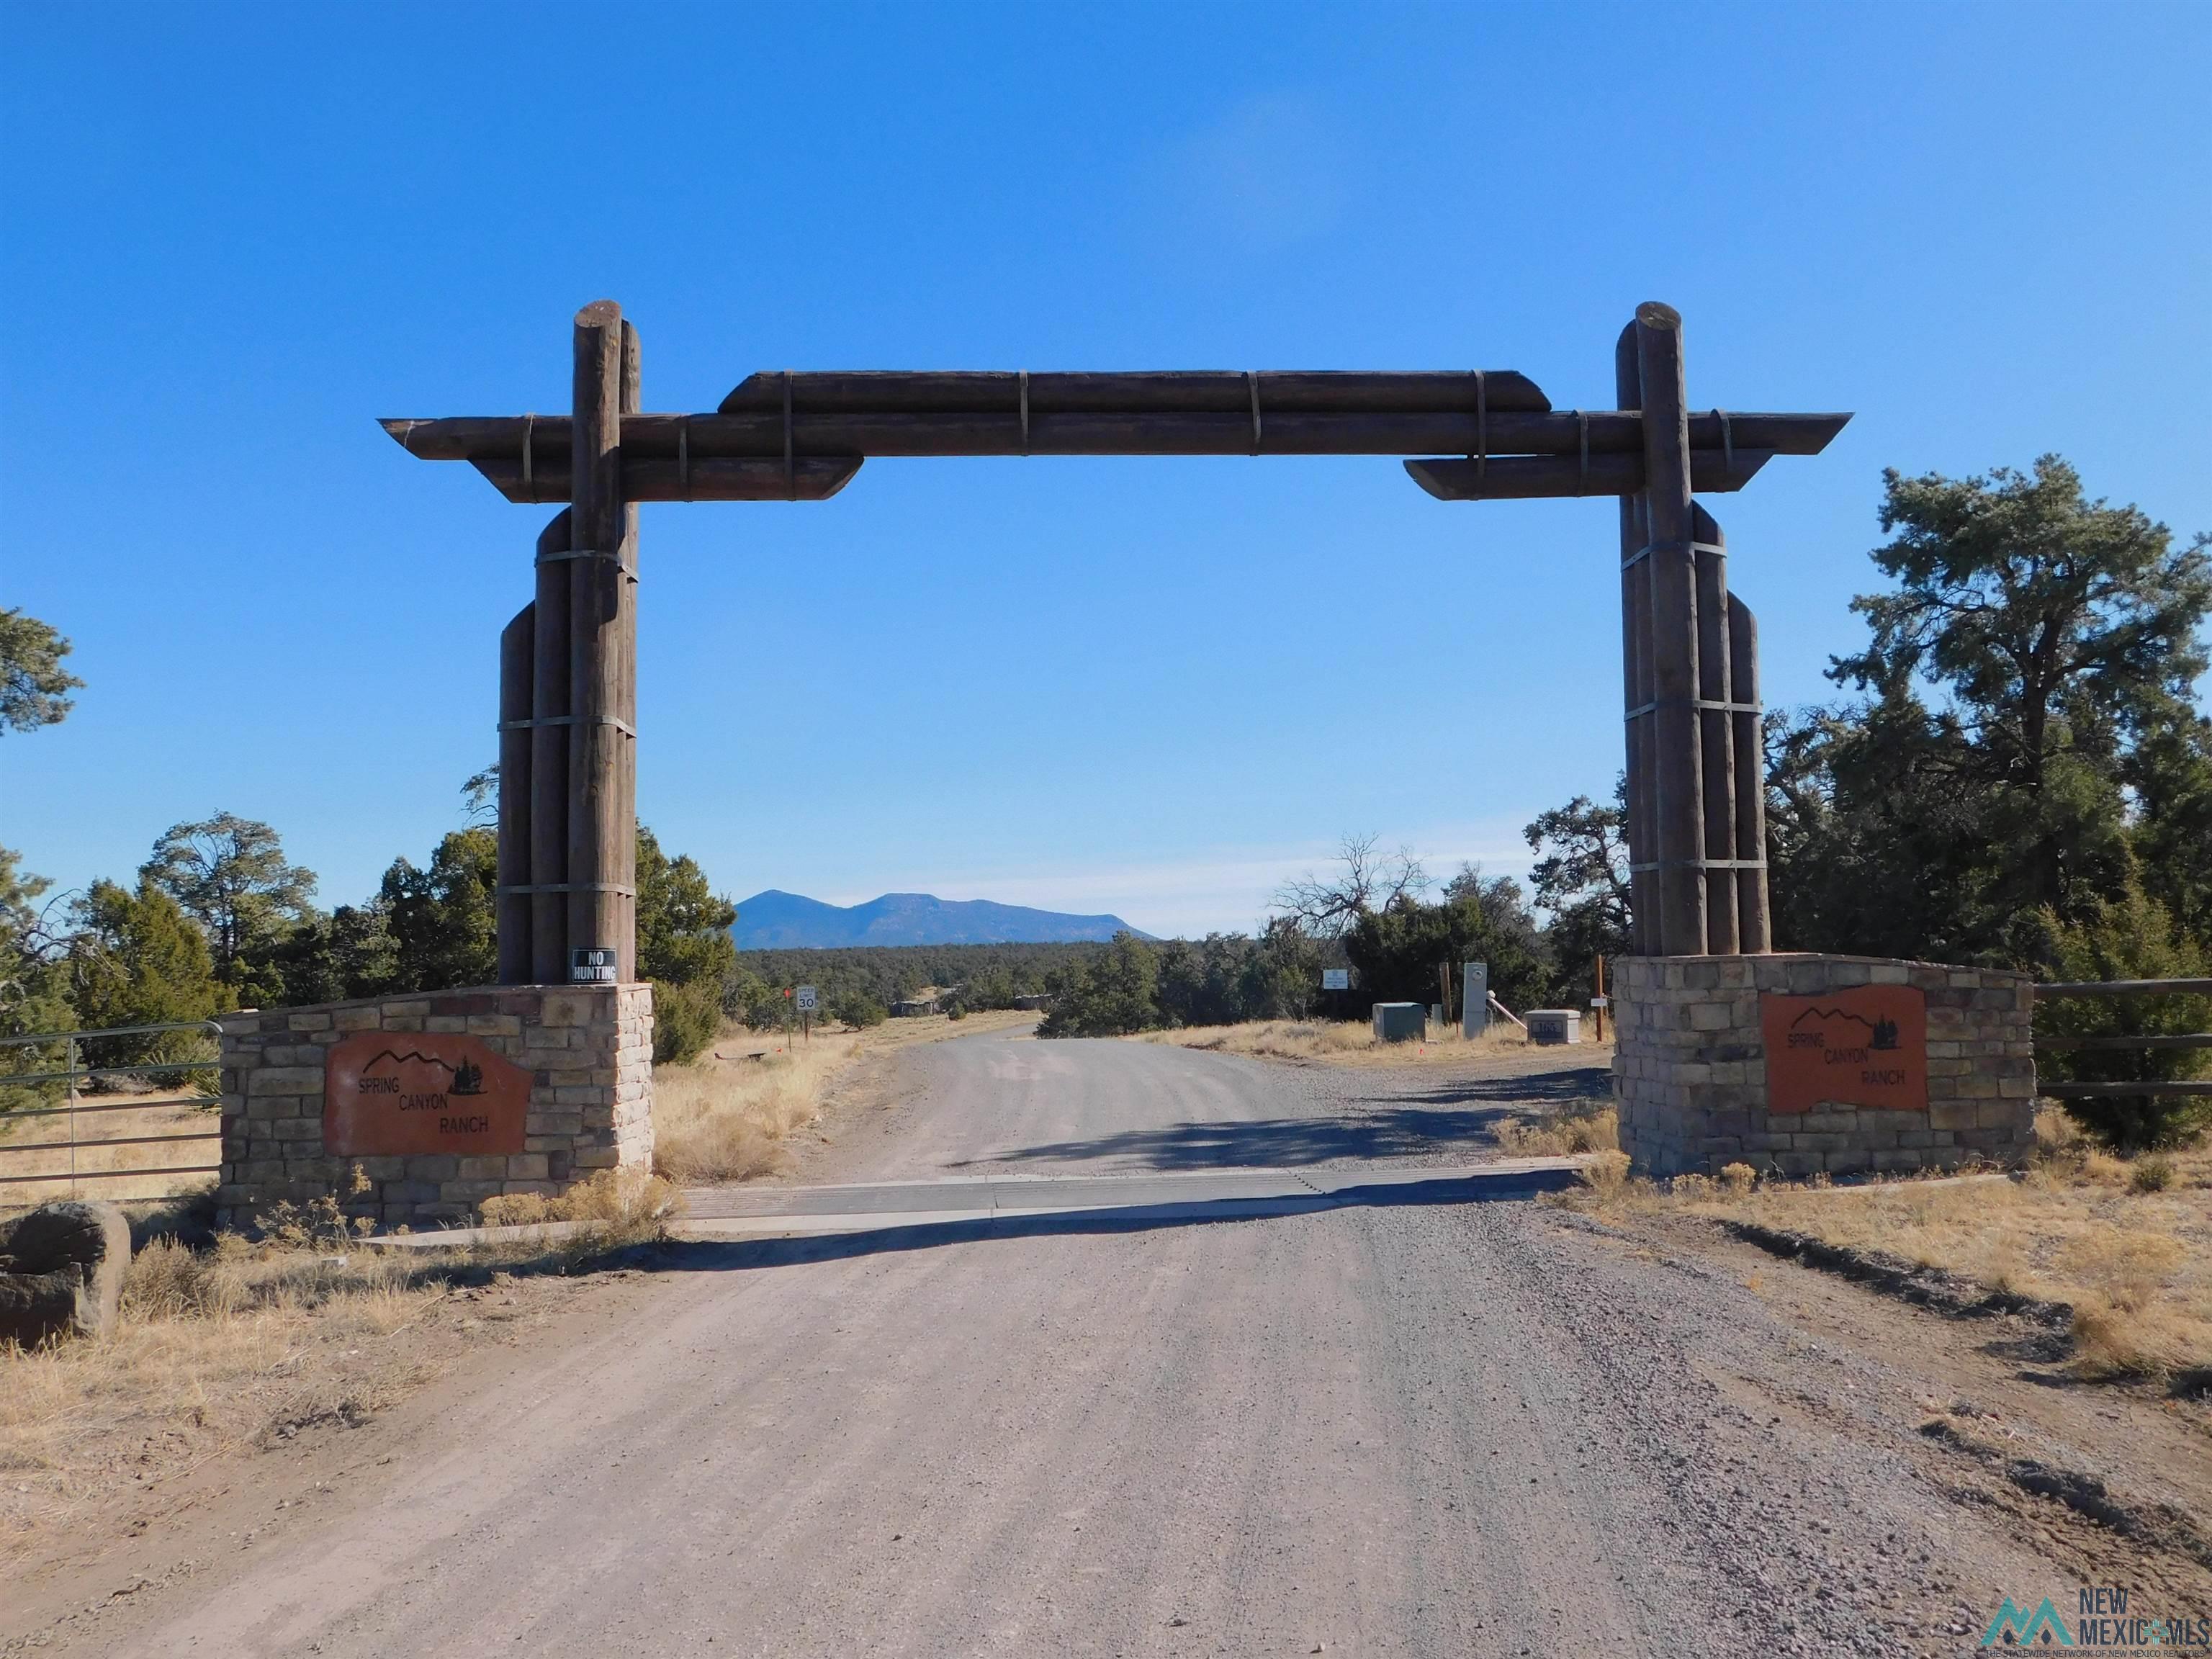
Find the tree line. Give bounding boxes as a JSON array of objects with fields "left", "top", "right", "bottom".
[
  {"left": 1, "top": 809, "right": 739, "bottom": 1071},
  {"left": 728, "top": 941, "right": 1110, "bottom": 1029}
]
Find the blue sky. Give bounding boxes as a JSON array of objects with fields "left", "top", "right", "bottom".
[{"left": 4, "top": 2, "right": 2207, "bottom": 938}]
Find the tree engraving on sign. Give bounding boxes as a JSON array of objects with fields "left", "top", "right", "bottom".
[
  {"left": 324, "top": 1033, "right": 532, "bottom": 1156},
  {"left": 1758, "top": 985, "right": 1928, "bottom": 1114}
]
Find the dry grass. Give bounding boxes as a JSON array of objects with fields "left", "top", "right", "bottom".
[
  {"left": 477, "top": 1166, "right": 683, "bottom": 1236},
  {"left": 0, "top": 1159, "right": 690, "bottom": 1563},
  {"left": 652, "top": 1007, "right": 1036, "bottom": 1184},
  {"left": 0, "top": 1090, "right": 222, "bottom": 1206},
  {"left": 1494, "top": 1105, "right": 1621, "bottom": 1157},
  {"left": 0, "top": 1228, "right": 611, "bottom": 1563},
  {"left": 1137, "top": 1017, "right": 1563, "bottom": 1068},
  {"left": 1564, "top": 1107, "right": 2212, "bottom": 1380}
]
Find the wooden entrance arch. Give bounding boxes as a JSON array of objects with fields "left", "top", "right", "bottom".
[{"left": 384, "top": 301, "right": 1849, "bottom": 981}]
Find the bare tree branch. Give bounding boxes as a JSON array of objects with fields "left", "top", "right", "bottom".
[{"left": 1272, "top": 834, "right": 1428, "bottom": 939}]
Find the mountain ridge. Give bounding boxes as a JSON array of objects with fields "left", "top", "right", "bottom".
[{"left": 731, "top": 889, "right": 1152, "bottom": 949}]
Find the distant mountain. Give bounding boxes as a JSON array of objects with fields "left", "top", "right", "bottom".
[{"left": 730, "top": 890, "right": 1151, "bottom": 949}]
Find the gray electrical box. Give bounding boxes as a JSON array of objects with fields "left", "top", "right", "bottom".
[
  {"left": 1462, "top": 962, "right": 1489, "bottom": 1038},
  {"left": 1527, "top": 1009, "right": 1582, "bottom": 1045},
  {"left": 1372, "top": 1002, "right": 1427, "bottom": 1043}
]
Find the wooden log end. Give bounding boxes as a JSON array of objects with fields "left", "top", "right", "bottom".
[
  {"left": 1635, "top": 301, "right": 1682, "bottom": 331},
  {"left": 1407, "top": 448, "right": 1773, "bottom": 502},
  {"left": 1403, "top": 459, "right": 1454, "bottom": 500},
  {"left": 472, "top": 456, "right": 863, "bottom": 503},
  {"left": 575, "top": 299, "right": 622, "bottom": 330},
  {"left": 379, "top": 418, "right": 423, "bottom": 451}
]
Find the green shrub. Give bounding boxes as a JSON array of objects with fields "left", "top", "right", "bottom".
[
  {"left": 652, "top": 978, "right": 722, "bottom": 1065},
  {"left": 834, "top": 994, "right": 887, "bottom": 1029},
  {"left": 2129, "top": 1153, "right": 2175, "bottom": 1194}
]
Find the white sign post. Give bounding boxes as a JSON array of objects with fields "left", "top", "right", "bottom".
[
  {"left": 1321, "top": 968, "right": 1350, "bottom": 992},
  {"left": 796, "top": 985, "right": 817, "bottom": 1043}
]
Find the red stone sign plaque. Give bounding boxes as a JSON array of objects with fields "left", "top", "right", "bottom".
[
  {"left": 1759, "top": 985, "right": 1929, "bottom": 1115},
  {"left": 324, "top": 1033, "right": 531, "bottom": 1156}
]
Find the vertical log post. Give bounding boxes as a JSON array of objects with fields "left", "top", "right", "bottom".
[
  {"left": 1729, "top": 595, "right": 1773, "bottom": 951},
  {"left": 529, "top": 508, "right": 574, "bottom": 983},
  {"left": 1614, "top": 325, "right": 1657, "bottom": 956},
  {"left": 496, "top": 601, "right": 535, "bottom": 984},
  {"left": 1691, "top": 503, "right": 1738, "bottom": 953},
  {"left": 1634, "top": 302, "right": 1707, "bottom": 956},
  {"left": 616, "top": 320, "right": 642, "bottom": 983},
  {"left": 568, "top": 302, "right": 626, "bottom": 981}
]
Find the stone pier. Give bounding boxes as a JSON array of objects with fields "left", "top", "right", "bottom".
[
  {"left": 215, "top": 984, "right": 653, "bottom": 1231},
  {"left": 1613, "top": 954, "right": 2035, "bottom": 1178}
]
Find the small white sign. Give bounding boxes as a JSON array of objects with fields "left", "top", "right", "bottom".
[
  {"left": 1322, "top": 968, "right": 1350, "bottom": 992},
  {"left": 795, "top": 985, "right": 818, "bottom": 1012}
]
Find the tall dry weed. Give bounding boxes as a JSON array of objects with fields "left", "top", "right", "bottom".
[
  {"left": 478, "top": 1168, "right": 682, "bottom": 1244},
  {"left": 652, "top": 1037, "right": 845, "bottom": 1183},
  {"left": 1494, "top": 1107, "right": 1619, "bottom": 1157}
]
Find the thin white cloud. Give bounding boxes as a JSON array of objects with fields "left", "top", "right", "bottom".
[{"left": 1161, "top": 91, "right": 1352, "bottom": 250}]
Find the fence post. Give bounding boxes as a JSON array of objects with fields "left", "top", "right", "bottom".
[{"left": 65, "top": 1033, "right": 79, "bottom": 1197}]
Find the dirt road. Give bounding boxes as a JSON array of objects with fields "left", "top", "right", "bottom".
[{"left": 7, "top": 1029, "right": 2202, "bottom": 1657}]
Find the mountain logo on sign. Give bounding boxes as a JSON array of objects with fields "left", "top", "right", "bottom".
[{"left": 361, "top": 1048, "right": 486, "bottom": 1096}]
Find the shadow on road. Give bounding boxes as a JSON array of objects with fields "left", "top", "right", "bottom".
[
  {"left": 652, "top": 1171, "right": 1578, "bottom": 1272},
  {"left": 1343, "top": 1066, "right": 1616, "bottom": 1112},
  {"left": 953, "top": 1106, "right": 1526, "bottom": 1170}
]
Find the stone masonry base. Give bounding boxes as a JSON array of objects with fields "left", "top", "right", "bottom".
[
  {"left": 1614, "top": 954, "right": 2035, "bottom": 1179},
  {"left": 216, "top": 984, "right": 654, "bottom": 1231}
]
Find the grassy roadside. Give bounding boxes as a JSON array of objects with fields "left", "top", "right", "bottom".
[
  {"left": 652, "top": 1007, "right": 1035, "bottom": 1183},
  {"left": 1136, "top": 1017, "right": 1587, "bottom": 1068},
  {"left": 1557, "top": 1109, "right": 2212, "bottom": 1382},
  {"left": 0, "top": 1173, "right": 678, "bottom": 1565}
]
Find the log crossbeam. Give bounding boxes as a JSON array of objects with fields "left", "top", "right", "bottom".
[{"left": 380, "top": 374, "right": 1848, "bottom": 505}]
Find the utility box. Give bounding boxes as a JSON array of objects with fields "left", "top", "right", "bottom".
[
  {"left": 1372, "top": 1002, "right": 1428, "bottom": 1043},
  {"left": 1526, "top": 1009, "right": 1582, "bottom": 1045},
  {"left": 1462, "top": 963, "right": 1488, "bottom": 1038}
]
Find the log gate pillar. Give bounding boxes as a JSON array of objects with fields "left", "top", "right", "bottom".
[
  {"left": 1617, "top": 302, "right": 1771, "bottom": 957},
  {"left": 495, "top": 303, "right": 641, "bottom": 986}
]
